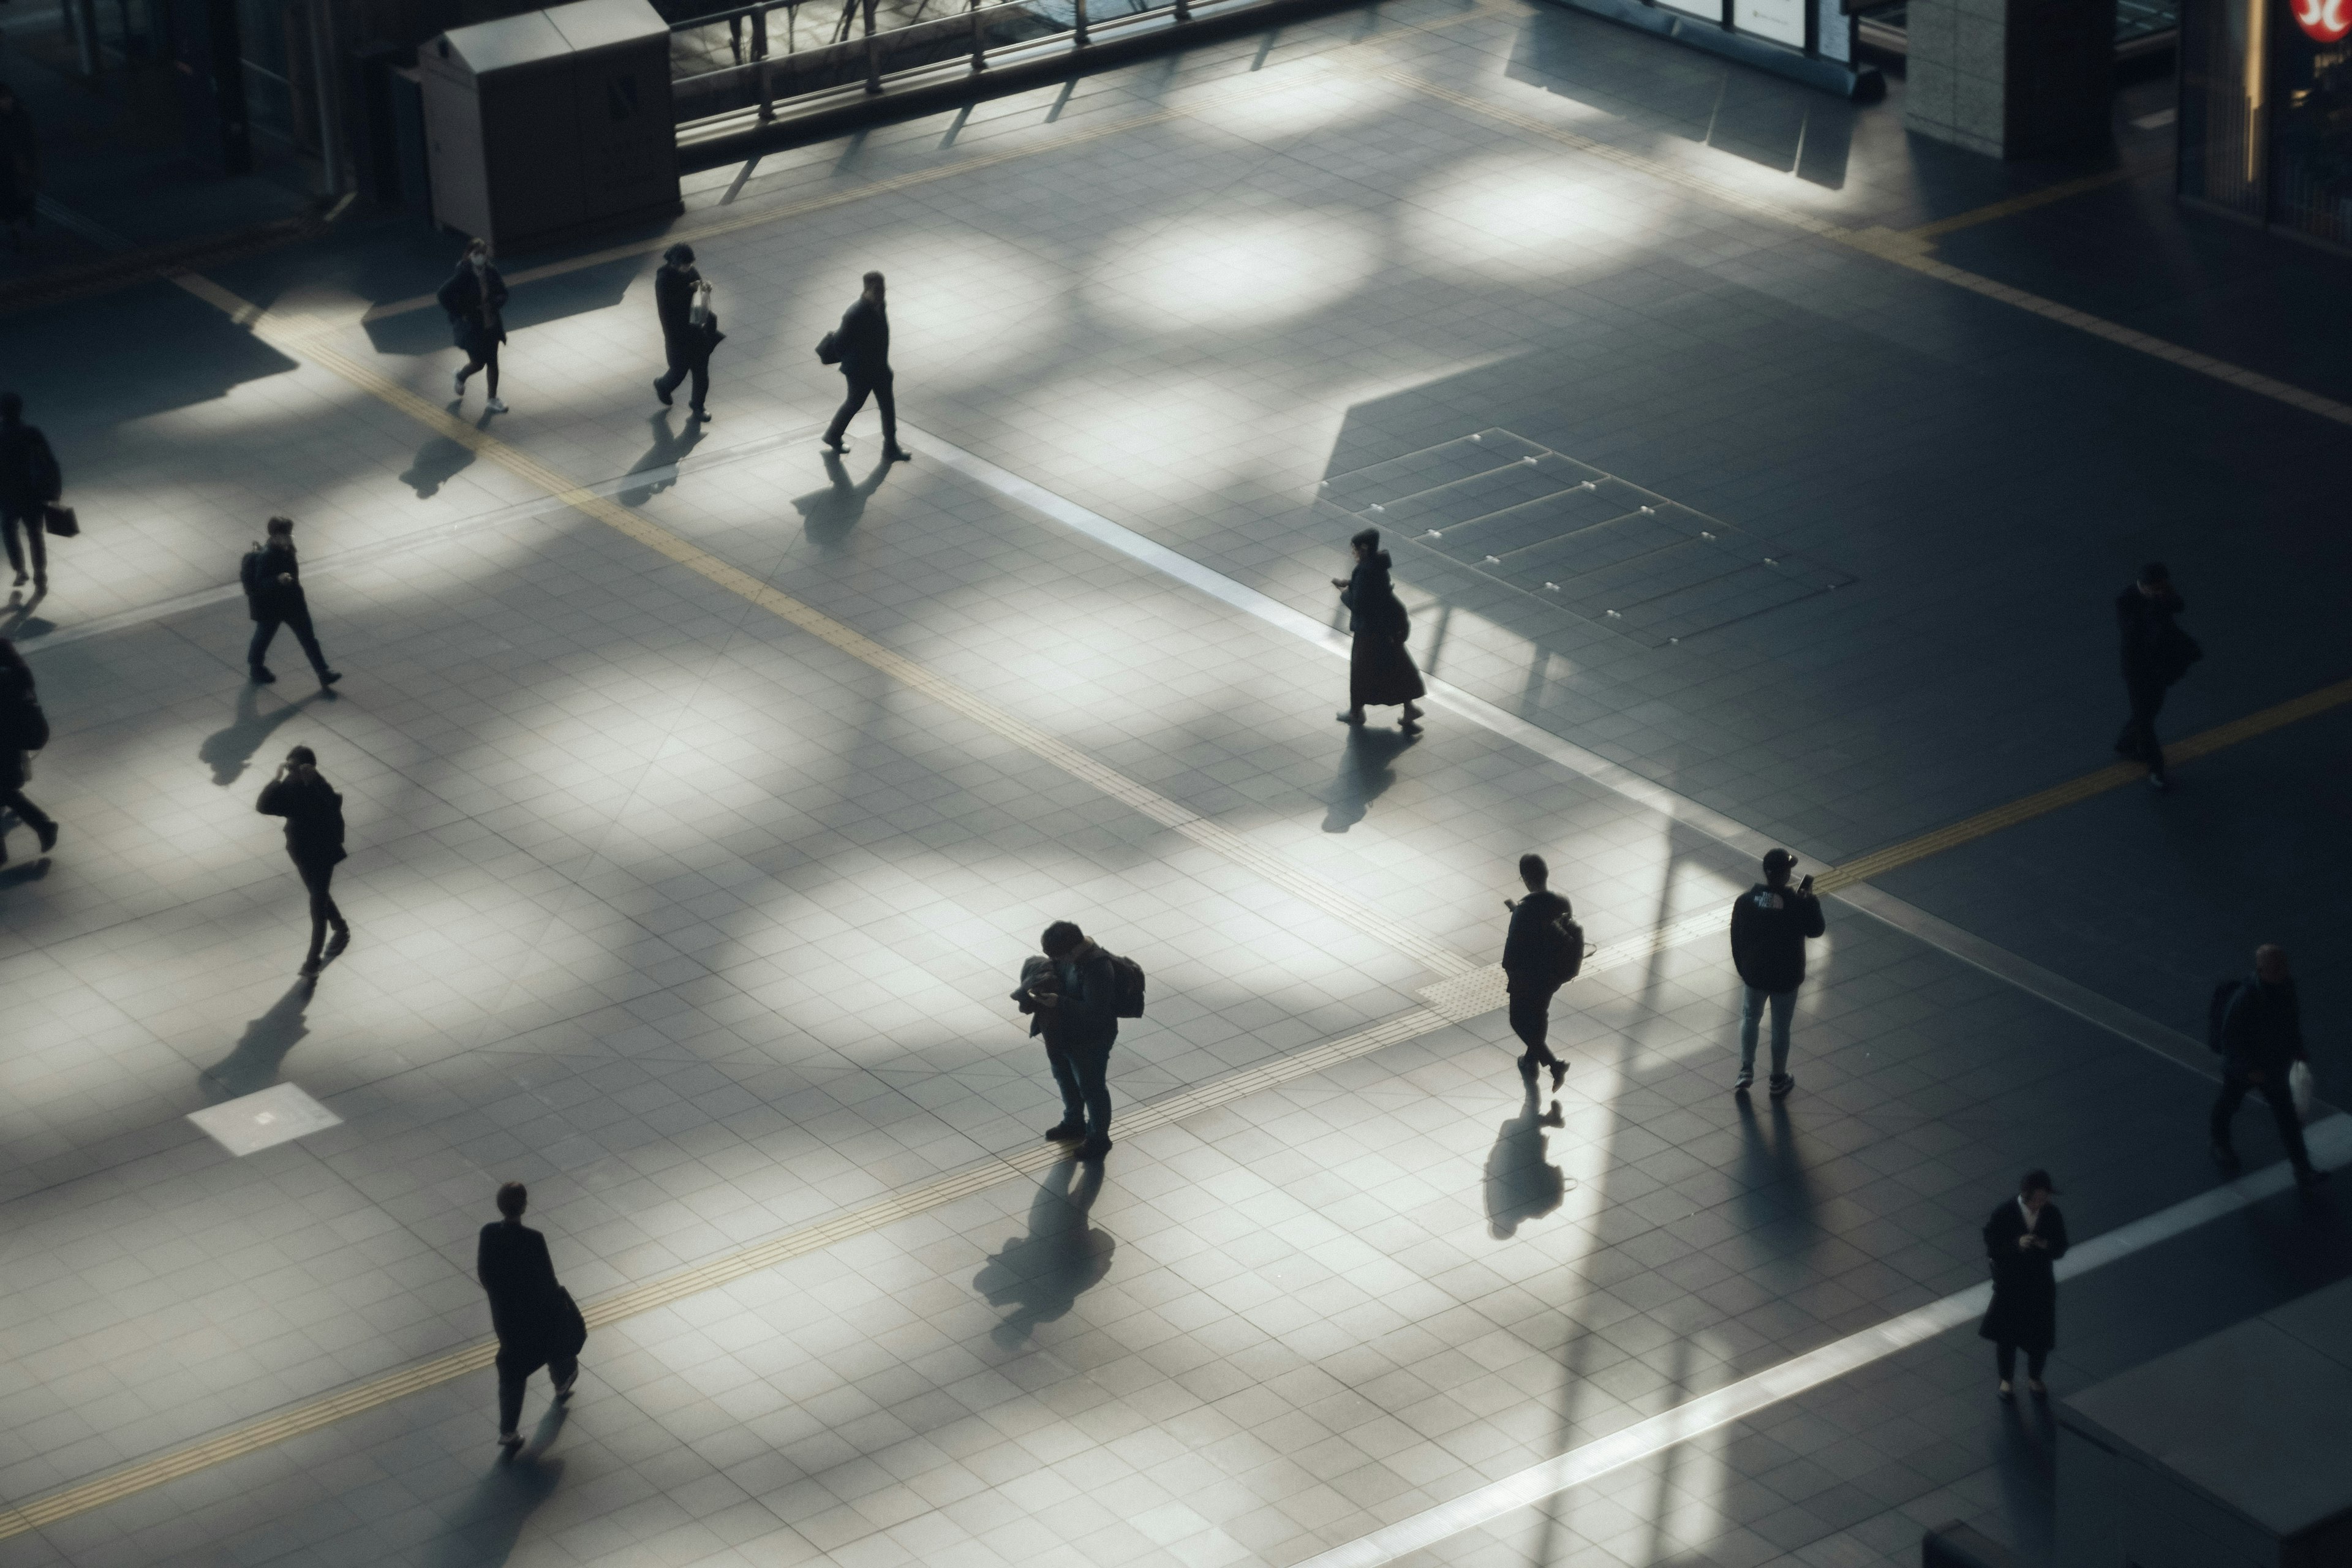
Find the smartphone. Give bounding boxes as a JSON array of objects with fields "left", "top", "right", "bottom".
[{"left": 1798, "top": 874, "right": 1814, "bottom": 894}]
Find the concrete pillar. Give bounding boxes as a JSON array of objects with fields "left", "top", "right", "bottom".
[{"left": 1904, "top": 0, "right": 2116, "bottom": 159}]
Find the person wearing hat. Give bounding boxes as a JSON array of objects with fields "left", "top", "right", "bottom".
[
  {"left": 1980, "top": 1169, "right": 2067, "bottom": 1400},
  {"left": 2114, "top": 561, "right": 2197, "bottom": 791},
  {"left": 652, "top": 243, "right": 718, "bottom": 420},
  {"left": 1728, "top": 848, "right": 1824, "bottom": 1096}
]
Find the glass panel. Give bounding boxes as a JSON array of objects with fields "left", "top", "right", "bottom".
[
  {"left": 2179, "top": 0, "right": 2267, "bottom": 216},
  {"left": 1733, "top": 0, "right": 1806, "bottom": 47},
  {"left": 2270, "top": 0, "right": 2352, "bottom": 244}
]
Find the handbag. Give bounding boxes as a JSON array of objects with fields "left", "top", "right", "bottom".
[
  {"left": 549, "top": 1286, "right": 588, "bottom": 1359},
  {"left": 816, "top": 330, "right": 842, "bottom": 366},
  {"left": 42, "top": 504, "right": 77, "bottom": 538}
]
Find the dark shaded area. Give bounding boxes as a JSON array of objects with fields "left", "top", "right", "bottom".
[
  {"left": 1485, "top": 1075, "right": 1567, "bottom": 1239},
  {"left": 0, "top": 588, "right": 52, "bottom": 641},
  {"left": 401, "top": 434, "right": 479, "bottom": 500},
  {"left": 200, "top": 980, "right": 314, "bottom": 1101},
  {"left": 424, "top": 1408, "right": 567, "bottom": 1568},
  {"left": 974, "top": 1159, "right": 1112, "bottom": 1347}
]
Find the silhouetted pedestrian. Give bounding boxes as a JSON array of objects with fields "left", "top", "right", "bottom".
[
  {"left": 651, "top": 243, "right": 720, "bottom": 420},
  {"left": 2211, "top": 944, "right": 2326, "bottom": 1189},
  {"left": 241, "top": 516, "right": 340, "bottom": 690},
  {"left": 439, "top": 238, "right": 510, "bottom": 414},
  {"left": 2114, "top": 560, "right": 2198, "bottom": 791},
  {"left": 1980, "top": 1169, "right": 2067, "bottom": 1401},
  {"left": 0, "top": 637, "right": 56, "bottom": 865},
  {"left": 0, "top": 83, "right": 35, "bottom": 251},
  {"left": 1501, "top": 852, "right": 1577, "bottom": 1090},
  {"left": 255, "top": 745, "right": 350, "bottom": 976},
  {"left": 820, "top": 271, "right": 908, "bottom": 462},
  {"left": 1332, "top": 527, "right": 1423, "bottom": 731},
  {"left": 0, "top": 391, "right": 61, "bottom": 591},
  {"left": 1728, "top": 848, "right": 1823, "bottom": 1098},
  {"left": 1027, "top": 921, "right": 1119, "bottom": 1161},
  {"left": 478, "top": 1182, "right": 586, "bottom": 1452},
  {"left": 1014, "top": 952, "right": 1087, "bottom": 1144}
]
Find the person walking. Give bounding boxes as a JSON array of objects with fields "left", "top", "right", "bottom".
[
  {"left": 1025, "top": 922, "right": 1119, "bottom": 1161},
  {"left": 0, "top": 392, "right": 62, "bottom": 591},
  {"left": 820, "top": 271, "right": 908, "bottom": 462},
  {"left": 0, "top": 637, "right": 56, "bottom": 865},
  {"left": 1980, "top": 1169, "right": 2067, "bottom": 1401},
  {"left": 439, "top": 239, "right": 510, "bottom": 415},
  {"left": 255, "top": 744, "right": 350, "bottom": 976},
  {"left": 2211, "top": 944, "right": 2327, "bottom": 1189},
  {"left": 241, "top": 516, "right": 341, "bottom": 690},
  {"left": 1728, "top": 848, "right": 1824, "bottom": 1098},
  {"left": 2114, "top": 561, "right": 2198, "bottom": 791},
  {"left": 1332, "top": 527, "right": 1425, "bottom": 731},
  {"left": 0, "top": 83, "right": 36, "bottom": 251},
  {"left": 1501, "top": 853, "right": 1575, "bottom": 1090},
  {"left": 478, "top": 1182, "right": 586, "bottom": 1452},
  {"left": 650, "top": 243, "right": 721, "bottom": 420}
]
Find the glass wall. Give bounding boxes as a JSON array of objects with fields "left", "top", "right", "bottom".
[{"left": 2182, "top": 0, "right": 2352, "bottom": 246}]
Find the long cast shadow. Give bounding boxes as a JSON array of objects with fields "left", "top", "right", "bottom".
[
  {"left": 1485, "top": 1074, "right": 1568, "bottom": 1239},
  {"left": 200, "top": 980, "right": 315, "bottom": 1102},
  {"left": 793, "top": 449, "right": 895, "bottom": 550},
  {"left": 619, "top": 410, "right": 709, "bottom": 507},
  {"left": 1323, "top": 725, "right": 1419, "bottom": 833},
  {"left": 200, "top": 684, "right": 323, "bottom": 786},
  {"left": 427, "top": 1404, "right": 568, "bottom": 1567},
  {"left": 401, "top": 433, "right": 477, "bottom": 499},
  {"left": 974, "top": 1158, "right": 1113, "bottom": 1347}
]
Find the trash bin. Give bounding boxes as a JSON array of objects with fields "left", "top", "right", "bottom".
[{"left": 420, "top": 0, "right": 679, "bottom": 252}]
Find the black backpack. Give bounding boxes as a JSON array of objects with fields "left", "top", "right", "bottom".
[
  {"left": 2207, "top": 978, "right": 2245, "bottom": 1055},
  {"left": 239, "top": 543, "right": 270, "bottom": 598},
  {"left": 1106, "top": 952, "right": 1146, "bottom": 1019},
  {"left": 1551, "top": 908, "right": 1588, "bottom": 985}
]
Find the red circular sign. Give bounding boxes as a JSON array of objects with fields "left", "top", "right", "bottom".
[{"left": 2296, "top": 0, "right": 2351, "bottom": 43}]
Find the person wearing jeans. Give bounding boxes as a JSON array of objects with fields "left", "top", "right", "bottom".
[
  {"left": 1728, "top": 848, "right": 1824, "bottom": 1098},
  {"left": 1030, "top": 921, "right": 1118, "bottom": 1161}
]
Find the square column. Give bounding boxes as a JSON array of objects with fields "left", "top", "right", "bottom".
[{"left": 1904, "top": 0, "right": 2117, "bottom": 158}]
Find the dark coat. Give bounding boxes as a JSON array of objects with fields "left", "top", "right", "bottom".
[
  {"left": 834, "top": 295, "right": 889, "bottom": 380},
  {"left": 256, "top": 772, "right": 346, "bottom": 870},
  {"left": 478, "top": 1219, "right": 578, "bottom": 1355},
  {"left": 0, "top": 420, "right": 58, "bottom": 510},
  {"left": 1014, "top": 954, "right": 1060, "bottom": 1042},
  {"left": 1729, "top": 883, "right": 1824, "bottom": 993},
  {"left": 2220, "top": 978, "right": 2304, "bottom": 1077},
  {"left": 1979, "top": 1197, "right": 2067, "bottom": 1352},
  {"left": 1501, "top": 890, "right": 1573, "bottom": 993},
  {"left": 241, "top": 541, "right": 307, "bottom": 622},
  {"left": 437, "top": 262, "right": 509, "bottom": 355},
  {"left": 1343, "top": 551, "right": 1424, "bottom": 707},
  {"left": 2116, "top": 582, "right": 2196, "bottom": 690},
  {"left": 1051, "top": 947, "right": 1119, "bottom": 1052},
  {"left": 0, "top": 663, "right": 29, "bottom": 789}
]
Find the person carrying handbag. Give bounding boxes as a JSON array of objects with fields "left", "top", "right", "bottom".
[
  {"left": 651, "top": 243, "right": 723, "bottom": 420},
  {"left": 1332, "top": 527, "right": 1425, "bottom": 732},
  {"left": 2210, "top": 944, "right": 2327, "bottom": 1190},
  {"left": 0, "top": 636, "right": 56, "bottom": 864},
  {"left": 478, "top": 1182, "right": 588, "bottom": 1452},
  {"left": 0, "top": 391, "right": 62, "bottom": 592}
]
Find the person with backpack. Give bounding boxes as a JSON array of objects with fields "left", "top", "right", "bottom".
[
  {"left": 478, "top": 1181, "right": 587, "bottom": 1452},
  {"left": 0, "top": 391, "right": 61, "bottom": 592},
  {"left": 241, "top": 516, "right": 341, "bottom": 690},
  {"left": 1501, "top": 853, "right": 1578, "bottom": 1090},
  {"left": 439, "top": 238, "right": 511, "bottom": 415},
  {"left": 1332, "top": 527, "right": 1424, "bottom": 732},
  {"left": 0, "top": 636, "right": 56, "bottom": 864},
  {"left": 256, "top": 744, "right": 350, "bottom": 976},
  {"left": 1024, "top": 921, "right": 1126, "bottom": 1162},
  {"left": 2210, "top": 945, "right": 2326, "bottom": 1189},
  {"left": 1728, "top": 848, "right": 1825, "bottom": 1098},
  {"left": 2114, "top": 561, "right": 2198, "bottom": 792}
]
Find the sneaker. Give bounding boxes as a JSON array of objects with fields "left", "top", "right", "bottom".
[
  {"left": 1997, "top": 1381, "right": 2014, "bottom": 1403},
  {"left": 1078, "top": 1136, "right": 1112, "bottom": 1162},
  {"left": 250, "top": 665, "right": 276, "bottom": 685},
  {"left": 299, "top": 956, "right": 323, "bottom": 978},
  {"left": 652, "top": 379, "right": 673, "bottom": 406},
  {"left": 453, "top": 369, "right": 468, "bottom": 396},
  {"left": 690, "top": 407, "right": 710, "bottom": 421},
  {"left": 34, "top": 821, "right": 57, "bottom": 854},
  {"left": 1768, "top": 1074, "right": 1795, "bottom": 1099},
  {"left": 1044, "top": 1121, "right": 1084, "bottom": 1142},
  {"left": 2027, "top": 1379, "right": 2049, "bottom": 1399},
  {"left": 1515, "top": 1054, "right": 1537, "bottom": 1078},
  {"left": 485, "top": 397, "right": 508, "bottom": 415},
  {"left": 1732, "top": 1070, "right": 1754, "bottom": 1093}
]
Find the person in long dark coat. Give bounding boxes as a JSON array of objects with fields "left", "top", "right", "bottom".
[
  {"left": 1980, "top": 1168, "right": 2067, "bottom": 1400},
  {"left": 1331, "top": 527, "right": 1424, "bottom": 731},
  {"left": 0, "top": 637, "right": 56, "bottom": 865},
  {"left": 820, "top": 271, "right": 908, "bottom": 463},
  {"left": 650, "top": 243, "right": 718, "bottom": 420},
  {"left": 439, "top": 239, "right": 510, "bottom": 414},
  {"left": 255, "top": 744, "right": 350, "bottom": 976},
  {"left": 478, "top": 1182, "right": 584, "bottom": 1450}
]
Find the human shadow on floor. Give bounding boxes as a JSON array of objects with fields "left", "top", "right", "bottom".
[
  {"left": 200, "top": 979, "right": 315, "bottom": 1102},
  {"left": 428, "top": 1408, "right": 567, "bottom": 1567},
  {"left": 1485, "top": 1074, "right": 1567, "bottom": 1239},
  {"left": 1323, "top": 724, "right": 1419, "bottom": 833},
  {"left": 974, "top": 1158, "right": 1113, "bottom": 1347},
  {"left": 0, "top": 856, "right": 51, "bottom": 891},
  {"left": 793, "top": 450, "right": 894, "bottom": 549},
  {"left": 618, "top": 410, "right": 709, "bottom": 507},
  {"left": 200, "top": 684, "right": 323, "bottom": 786},
  {"left": 401, "top": 434, "right": 477, "bottom": 499},
  {"left": 0, "top": 587, "right": 51, "bottom": 641}
]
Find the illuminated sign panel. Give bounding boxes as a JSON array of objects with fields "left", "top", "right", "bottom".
[{"left": 1734, "top": 0, "right": 1807, "bottom": 45}]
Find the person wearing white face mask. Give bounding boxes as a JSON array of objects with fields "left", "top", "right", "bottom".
[{"left": 437, "top": 238, "right": 510, "bottom": 415}]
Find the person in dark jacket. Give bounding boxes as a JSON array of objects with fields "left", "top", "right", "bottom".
[
  {"left": 0, "top": 391, "right": 59, "bottom": 590},
  {"left": 1728, "top": 848, "right": 1824, "bottom": 1098},
  {"left": 650, "top": 243, "right": 717, "bottom": 420},
  {"left": 1980, "top": 1169, "right": 2067, "bottom": 1400},
  {"left": 0, "top": 637, "right": 56, "bottom": 864},
  {"left": 241, "top": 516, "right": 340, "bottom": 689},
  {"left": 2211, "top": 945, "right": 2326, "bottom": 1189},
  {"left": 256, "top": 744, "right": 350, "bottom": 976},
  {"left": 1014, "top": 952, "right": 1088, "bottom": 1145},
  {"left": 1028, "top": 921, "right": 1118, "bottom": 1161},
  {"left": 1332, "top": 527, "right": 1425, "bottom": 731},
  {"left": 439, "top": 239, "right": 510, "bottom": 415},
  {"left": 820, "top": 271, "right": 908, "bottom": 462},
  {"left": 478, "top": 1182, "right": 583, "bottom": 1451},
  {"left": 0, "top": 83, "right": 35, "bottom": 250},
  {"left": 2114, "top": 561, "right": 2195, "bottom": 791},
  {"left": 1501, "top": 853, "right": 1572, "bottom": 1089}
]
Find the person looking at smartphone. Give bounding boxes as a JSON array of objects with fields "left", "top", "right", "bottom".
[{"left": 1727, "top": 848, "right": 1825, "bottom": 1098}]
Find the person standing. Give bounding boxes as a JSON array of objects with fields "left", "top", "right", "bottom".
[
  {"left": 1501, "top": 853, "right": 1573, "bottom": 1090},
  {"left": 650, "top": 243, "right": 720, "bottom": 420},
  {"left": 1331, "top": 527, "right": 1425, "bottom": 731},
  {"left": 241, "top": 516, "right": 341, "bottom": 690},
  {"left": 0, "top": 637, "right": 56, "bottom": 865},
  {"left": 255, "top": 745, "right": 350, "bottom": 976},
  {"left": 1013, "top": 951, "right": 1087, "bottom": 1144},
  {"left": 2211, "top": 944, "right": 2327, "bottom": 1189},
  {"left": 439, "top": 239, "right": 510, "bottom": 415},
  {"left": 1728, "top": 848, "right": 1824, "bottom": 1098},
  {"left": 0, "top": 392, "right": 62, "bottom": 591},
  {"left": 2114, "top": 561, "right": 2197, "bottom": 791},
  {"left": 1029, "top": 921, "right": 1118, "bottom": 1161},
  {"left": 820, "top": 271, "right": 908, "bottom": 462},
  {"left": 478, "top": 1182, "right": 586, "bottom": 1452},
  {"left": 1980, "top": 1169, "right": 2067, "bottom": 1401},
  {"left": 0, "top": 83, "right": 36, "bottom": 251}
]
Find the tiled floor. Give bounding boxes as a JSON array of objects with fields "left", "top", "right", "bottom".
[{"left": 4, "top": 1, "right": 2351, "bottom": 1564}]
